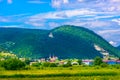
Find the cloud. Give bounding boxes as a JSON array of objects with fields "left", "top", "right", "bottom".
[
  {"left": 88, "top": 21, "right": 112, "bottom": 28},
  {"left": 48, "top": 22, "right": 59, "bottom": 28},
  {"left": 62, "top": 19, "right": 115, "bottom": 30},
  {"left": 97, "top": 29, "right": 120, "bottom": 46},
  {"left": 112, "top": 19, "right": 120, "bottom": 25},
  {"left": 98, "top": 30, "right": 120, "bottom": 34},
  {"left": 29, "top": 12, "right": 66, "bottom": 19},
  {"left": 28, "top": 0, "right": 47, "bottom": 4},
  {"left": 51, "top": 0, "right": 120, "bottom": 13},
  {"left": 24, "top": 8, "right": 120, "bottom": 31},
  {"left": 24, "top": 16, "right": 46, "bottom": 27},
  {"left": 7, "top": 0, "right": 12, "bottom": 4},
  {"left": 63, "top": 0, "right": 69, "bottom": 4},
  {"left": 51, "top": 0, "right": 70, "bottom": 8},
  {"left": 77, "top": 0, "right": 84, "bottom": 2},
  {"left": 51, "top": 0, "right": 62, "bottom": 8},
  {"left": 29, "top": 9, "right": 112, "bottom": 20},
  {"left": 0, "top": 17, "right": 9, "bottom": 22},
  {"left": 110, "top": 0, "right": 120, "bottom": 2}
]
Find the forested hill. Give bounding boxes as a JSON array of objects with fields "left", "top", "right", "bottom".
[
  {"left": 0, "top": 25, "right": 120, "bottom": 59},
  {"left": 117, "top": 46, "right": 120, "bottom": 50}
]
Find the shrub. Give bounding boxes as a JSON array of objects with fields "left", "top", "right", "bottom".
[
  {"left": 62, "top": 60, "right": 72, "bottom": 67},
  {"left": 24, "top": 58, "right": 31, "bottom": 65},
  {"left": 24, "top": 65, "right": 31, "bottom": 70},
  {"left": 100, "top": 62, "right": 108, "bottom": 68},
  {"left": 94, "top": 56, "right": 103, "bottom": 66},
  {"left": 1, "top": 58, "right": 26, "bottom": 70},
  {"left": 42, "top": 62, "right": 50, "bottom": 67},
  {"left": 49, "top": 63, "right": 57, "bottom": 67},
  {"left": 77, "top": 59, "right": 82, "bottom": 65},
  {"left": 31, "top": 62, "right": 41, "bottom": 67}
]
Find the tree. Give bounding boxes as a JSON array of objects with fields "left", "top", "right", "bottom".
[
  {"left": 42, "top": 62, "right": 50, "bottom": 67},
  {"left": 100, "top": 62, "right": 108, "bottom": 68},
  {"left": 24, "top": 58, "right": 31, "bottom": 65},
  {"left": 49, "top": 63, "right": 57, "bottom": 67},
  {"left": 1, "top": 58, "right": 26, "bottom": 70},
  {"left": 63, "top": 60, "right": 72, "bottom": 67},
  {"left": 31, "top": 62, "right": 41, "bottom": 67},
  {"left": 94, "top": 56, "right": 103, "bottom": 66},
  {"left": 118, "top": 57, "right": 120, "bottom": 60},
  {"left": 77, "top": 59, "right": 82, "bottom": 65}
]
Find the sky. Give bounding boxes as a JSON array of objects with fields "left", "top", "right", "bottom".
[{"left": 0, "top": 0, "right": 120, "bottom": 46}]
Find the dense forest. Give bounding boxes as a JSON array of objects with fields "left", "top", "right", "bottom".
[{"left": 0, "top": 25, "right": 120, "bottom": 59}]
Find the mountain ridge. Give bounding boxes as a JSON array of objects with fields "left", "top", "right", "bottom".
[{"left": 0, "top": 25, "right": 120, "bottom": 59}]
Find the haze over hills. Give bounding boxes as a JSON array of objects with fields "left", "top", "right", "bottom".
[{"left": 0, "top": 25, "right": 120, "bottom": 59}]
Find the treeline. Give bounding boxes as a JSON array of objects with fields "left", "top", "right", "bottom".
[{"left": 0, "top": 58, "right": 26, "bottom": 70}]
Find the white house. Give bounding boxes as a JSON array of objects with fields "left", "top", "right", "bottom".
[{"left": 82, "top": 60, "right": 93, "bottom": 65}]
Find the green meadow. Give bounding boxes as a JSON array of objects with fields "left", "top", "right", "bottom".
[{"left": 0, "top": 66, "right": 120, "bottom": 80}]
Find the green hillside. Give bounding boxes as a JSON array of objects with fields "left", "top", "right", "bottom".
[
  {"left": 0, "top": 25, "right": 120, "bottom": 59},
  {"left": 117, "top": 46, "right": 120, "bottom": 50}
]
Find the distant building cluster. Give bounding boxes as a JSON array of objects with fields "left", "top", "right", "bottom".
[
  {"left": 28, "top": 55, "right": 120, "bottom": 66},
  {"left": 0, "top": 52, "right": 120, "bottom": 66}
]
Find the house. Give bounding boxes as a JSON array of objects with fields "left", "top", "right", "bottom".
[
  {"left": 39, "top": 58, "right": 45, "bottom": 62},
  {"left": 71, "top": 62, "right": 79, "bottom": 65},
  {"left": 59, "top": 60, "right": 65, "bottom": 65},
  {"left": 82, "top": 60, "right": 93, "bottom": 65},
  {"left": 116, "top": 60, "right": 120, "bottom": 64},
  {"left": 103, "top": 60, "right": 116, "bottom": 65},
  {"left": 49, "top": 56, "right": 58, "bottom": 63}
]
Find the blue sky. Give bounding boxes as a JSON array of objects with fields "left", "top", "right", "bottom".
[{"left": 0, "top": 0, "right": 120, "bottom": 46}]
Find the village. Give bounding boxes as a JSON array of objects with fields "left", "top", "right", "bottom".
[
  {"left": 0, "top": 52, "right": 120, "bottom": 67},
  {"left": 28, "top": 55, "right": 120, "bottom": 66}
]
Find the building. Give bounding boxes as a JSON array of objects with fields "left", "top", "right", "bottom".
[
  {"left": 71, "top": 62, "right": 79, "bottom": 65},
  {"left": 82, "top": 60, "right": 93, "bottom": 65},
  {"left": 116, "top": 60, "right": 120, "bottom": 64},
  {"left": 49, "top": 55, "right": 58, "bottom": 63},
  {"left": 103, "top": 60, "right": 116, "bottom": 65}
]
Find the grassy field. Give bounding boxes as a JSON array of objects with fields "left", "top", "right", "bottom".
[
  {"left": 1, "top": 76, "right": 120, "bottom": 80},
  {"left": 0, "top": 66, "right": 120, "bottom": 80}
]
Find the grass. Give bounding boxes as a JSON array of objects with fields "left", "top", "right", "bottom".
[
  {"left": 1, "top": 76, "right": 120, "bottom": 80},
  {"left": 0, "top": 66, "right": 120, "bottom": 79}
]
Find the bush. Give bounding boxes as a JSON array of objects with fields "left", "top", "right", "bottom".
[
  {"left": 42, "top": 62, "right": 57, "bottom": 67},
  {"left": 49, "top": 63, "right": 57, "bottom": 67},
  {"left": 94, "top": 56, "right": 103, "bottom": 66},
  {"left": 0, "top": 61, "right": 4, "bottom": 67},
  {"left": 31, "top": 62, "right": 41, "bottom": 67},
  {"left": 100, "top": 62, "right": 108, "bottom": 68},
  {"left": 0, "top": 67, "right": 5, "bottom": 71},
  {"left": 1, "top": 58, "right": 26, "bottom": 70},
  {"left": 94, "top": 66, "right": 100, "bottom": 69},
  {"left": 77, "top": 59, "right": 82, "bottom": 65},
  {"left": 62, "top": 61, "right": 72, "bottom": 67},
  {"left": 113, "top": 64, "right": 120, "bottom": 69},
  {"left": 24, "top": 65, "right": 31, "bottom": 70},
  {"left": 42, "top": 62, "right": 50, "bottom": 67},
  {"left": 25, "top": 58, "right": 31, "bottom": 65}
]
